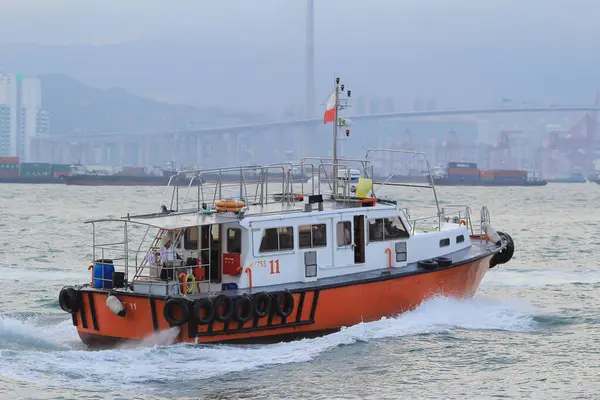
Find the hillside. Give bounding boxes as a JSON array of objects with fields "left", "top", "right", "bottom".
[{"left": 39, "top": 74, "right": 263, "bottom": 135}]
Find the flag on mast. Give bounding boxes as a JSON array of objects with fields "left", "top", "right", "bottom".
[{"left": 323, "top": 90, "right": 336, "bottom": 124}]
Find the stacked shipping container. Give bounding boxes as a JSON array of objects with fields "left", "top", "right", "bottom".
[
  {"left": 20, "top": 163, "right": 52, "bottom": 177},
  {"left": 0, "top": 157, "right": 19, "bottom": 178},
  {"left": 446, "top": 162, "right": 480, "bottom": 181},
  {"left": 479, "top": 170, "right": 495, "bottom": 181},
  {"left": 117, "top": 167, "right": 146, "bottom": 176},
  {"left": 51, "top": 164, "right": 72, "bottom": 178}
]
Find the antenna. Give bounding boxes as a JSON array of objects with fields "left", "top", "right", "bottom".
[
  {"left": 331, "top": 77, "right": 352, "bottom": 196},
  {"left": 305, "top": 0, "right": 315, "bottom": 118}
]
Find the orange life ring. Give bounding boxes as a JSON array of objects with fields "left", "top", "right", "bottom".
[{"left": 459, "top": 219, "right": 467, "bottom": 226}]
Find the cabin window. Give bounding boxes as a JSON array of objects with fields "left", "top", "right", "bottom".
[
  {"left": 227, "top": 228, "right": 242, "bottom": 253},
  {"left": 337, "top": 221, "right": 352, "bottom": 246},
  {"left": 368, "top": 216, "right": 410, "bottom": 242},
  {"left": 259, "top": 226, "right": 294, "bottom": 252},
  {"left": 440, "top": 238, "right": 450, "bottom": 247},
  {"left": 299, "top": 224, "right": 327, "bottom": 249},
  {"left": 456, "top": 235, "right": 465, "bottom": 243},
  {"left": 184, "top": 227, "right": 199, "bottom": 250}
]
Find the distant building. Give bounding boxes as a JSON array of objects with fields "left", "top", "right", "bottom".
[{"left": 0, "top": 72, "right": 49, "bottom": 160}]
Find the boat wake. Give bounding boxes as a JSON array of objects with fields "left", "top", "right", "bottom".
[
  {"left": 482, "top": 268, "right": 600, "bottom": 287},
  {"left": 0, "top": 295, "right": 537, "bottom": 394}
]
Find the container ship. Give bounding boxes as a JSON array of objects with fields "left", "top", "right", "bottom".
[
  {"left": 0, "top": 157, "right": 71, "bottom": 184},
  {"left": 546, "top": 172, "right": 587, "bottom": 183},
  {"left": 62, "top": 164, "right": 185, "bottom": 186},
  {"left": 433, "top": 162, "right": 547, "bottom": 186}
]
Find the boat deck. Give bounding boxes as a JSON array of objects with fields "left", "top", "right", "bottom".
[{"left": 102, "top": 238, "right": 498, "bottom": 300}]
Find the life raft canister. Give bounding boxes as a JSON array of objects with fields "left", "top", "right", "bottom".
[
  {"left": 59, "top": 286, "right": 79, "bottom": 314},
  {"left": 163, "top": 297, "right": 189, "bottom": 326},
  {"left": 215, "top": 199, "right": 246, "bottom": 213}
]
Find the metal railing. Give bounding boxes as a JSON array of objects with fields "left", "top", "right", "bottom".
[
  {"left": 364, "top": 148, "right": 441, "bottom": 229},
  {"left": 87, "top": 219, "right": 224, "bottom": 297},
  {"left": 157, "top": 164, "right": 325, "bottom": 215}
]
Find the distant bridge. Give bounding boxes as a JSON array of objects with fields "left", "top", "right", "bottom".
[{"left": 37, "top": 105, "right": 600, "bottom": 142}]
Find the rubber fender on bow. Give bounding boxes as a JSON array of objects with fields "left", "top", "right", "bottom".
[
  {"left": 272, "top": 291, "right": 295, "bottom": 318},
  {"left": 490, "top": 231, "right": 514, "bottom": 268},
  {"left": 417, "top": 259, "right": 438, "bottom": 271},
  {"left": 252, "top": 292, "right": 272, "bottom": 319},
  {"left": 59, "top": 286, "right": 79, "bottom": 314},
  {"left": 163, "top": 297, "right": 189, "bottom": 327},
  {"left": 433, "top": 256, "right": 452, "bottom": 268},
  {"left": 232, "top": 295, "right": 253, "bottom": 324},
  {"left": 213, "top": 295, "right": 234, "bottom": 322},
  {"left": 192, "top": 297, "right": 214, "bottom": 325}
]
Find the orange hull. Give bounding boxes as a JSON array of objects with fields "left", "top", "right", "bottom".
[{"left": 71, "top": 254, "right": 493, "bottom": 348}]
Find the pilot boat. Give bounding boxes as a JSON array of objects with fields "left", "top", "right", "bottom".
[{"left": 58, "top": 78, "right": 515, "bottom": 348}]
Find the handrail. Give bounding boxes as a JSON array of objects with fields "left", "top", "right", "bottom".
[
  {"left": 364, "top": 147, "right": 441, "bottom": 230},
  {"left": 300, "top": 157, "right": 374, "bottom": 190}
]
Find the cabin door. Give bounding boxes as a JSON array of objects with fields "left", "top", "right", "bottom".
[
  {"left": 200, "top": 224, "right": 221, "bottom": 282},
  {"left": 354, "top": 215, "right": 365, "bottom": 263}
]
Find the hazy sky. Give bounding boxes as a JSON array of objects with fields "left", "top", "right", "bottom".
[
  {"left": 2, "top": 0, "right": 599, "bottom": 115},
  {"left": 3, "top": 0, "right": 598, "bottom": 46}
]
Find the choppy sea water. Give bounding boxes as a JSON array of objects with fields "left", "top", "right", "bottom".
[{"left": 0, "top": 183, "right": 599, "bottom": 400}]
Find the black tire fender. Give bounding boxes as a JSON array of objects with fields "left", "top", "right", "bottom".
[
  {"left": 252, "top": 292, "right": 272, "bottom": 319},
  {"left": 433, "top": 256, "right": 452, "bottom": 268},
  {"left": 163, "top": 297, "right": 189, "bottom": 327},
  {"left": 272, "top": 291, "right": 295, "bottom": 318},
  {"left": 490, "top": 231, "right": 515, "bottom": 268},
  {"left": 213, "top": 294, "right": 234, "bottom": 323},
  {"left": 59, "top": 286, "right": 79, "bottom": 314},
  {"left": 192, "top": 297, "right": 214, "bottom": 325},
  {"left": 417, "top": 259, "right": 438, "bottom": 271},
  {"left": 232, "top": 295, "right": 253, "bottom": 324}
]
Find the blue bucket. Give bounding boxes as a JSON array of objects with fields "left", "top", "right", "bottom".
[{"left": 93, "top": 259, "right": 115, "bottom": 289}]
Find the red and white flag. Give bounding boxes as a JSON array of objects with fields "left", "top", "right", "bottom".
[{"left": 323, "top": 90, "right": 336, "bottom": 124}]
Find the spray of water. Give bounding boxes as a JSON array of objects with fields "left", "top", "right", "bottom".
[
  {"left": 0, "top": 294, "right": 539, "bottom": 395},
  {"left": 116, "top": 327, "right": 181, "bottom": 350}
]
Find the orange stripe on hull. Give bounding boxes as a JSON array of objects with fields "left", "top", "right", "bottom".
[{"left": 75, "top": 255, "right": 491, "bottom": 348}]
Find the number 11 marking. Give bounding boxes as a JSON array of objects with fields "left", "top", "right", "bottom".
[{"left": 269, "top": 259, "right": 280, "bottom": 274}]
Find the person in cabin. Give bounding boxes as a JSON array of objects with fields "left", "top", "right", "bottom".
[
  {"left": 159, "top": 235, "right": 182, "bottom": 280},
  {"left": 159, "top": 236, "right": 177, "bottom": 262},
  {"left": 146, "top": 251, "right": 161, "bottom": 277}
]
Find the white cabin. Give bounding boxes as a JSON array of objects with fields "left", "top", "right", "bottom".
[{"left": 87, "top": 150, "right": 476, "bottom": 297}]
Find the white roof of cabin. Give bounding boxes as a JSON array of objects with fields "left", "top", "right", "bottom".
[
  {"left": 88, "top": 199, "right": 401, "bottom": 229},
  {"left": 92, "top": 212, "right": 240, "bottom": 229}
]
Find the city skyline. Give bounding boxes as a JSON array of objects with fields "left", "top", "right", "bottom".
[{"left": 0, "top": 72, "right": 49, "bottom": 159}]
